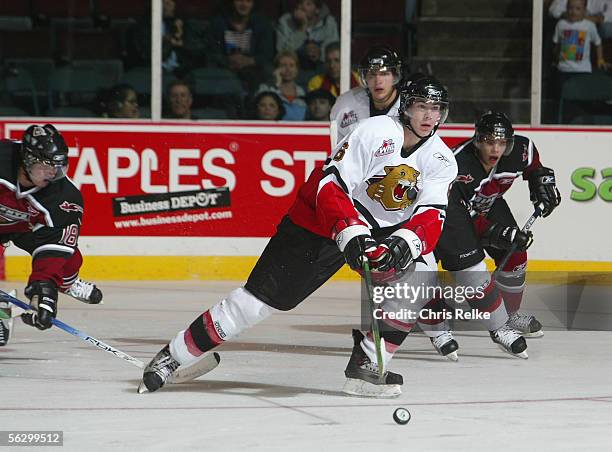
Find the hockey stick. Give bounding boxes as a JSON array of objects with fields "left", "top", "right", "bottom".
[
  {"left": 0, "top": 289, "right": 219, "bottom": 384},
  {"left": 362, "top": 261, "right": 384, "bottom": 378},
  {"left": 492, "top": 203, "right": 543, "bottom": 279},
  {"left": 1, "top": 289, "right": 145, "bottom": 368}
]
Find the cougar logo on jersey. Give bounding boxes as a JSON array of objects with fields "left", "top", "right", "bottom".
[
  {"left": 374, "top": 139, "right": 395, "bottom": 157},
  {"left": 366, "top": 164, "right": 421, "bottom": 211},
  {"left": 340, "top": 110, "right": 358, "bottom": 128},
  {"left": 59, "top": 201, "right": 84, "bottom": 214}
]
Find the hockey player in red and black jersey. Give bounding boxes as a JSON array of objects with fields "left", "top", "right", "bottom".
[
  {"left": 139, "top": 76, "right": 457, "bottom": 397},
  {"left": 0, "top": 124, "right": 102, "bottom": 347},
  {"left": 433, "top": 112, "right": 561, "bottom": 357}
]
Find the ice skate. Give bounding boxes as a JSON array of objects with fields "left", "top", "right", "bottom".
[
  {"left": 0, "top": 291, "right": 16, "bottom": 346},
  {"left": 138, "top": 345, "right": 180, "bottom": 394},
  {"left": 63, "top": 278, "right": 103, "bottom": 304},
  {"left": 430, "top": 331, "right": 459, "bottom": 361},
  {"left": 342, "top": 329, "right": 403, "bottom": 398},
  {"left": 0, "top": 315, "right": 11, "bottom": 346},
  {"left": 507, "top": 311, "right": 543, "bottom": 338},
  {"left": 490, "top": 323, "right": 528, "bottom": 359}
]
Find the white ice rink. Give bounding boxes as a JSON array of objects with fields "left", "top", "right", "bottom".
[{"left": 1, "top": 280, "right": 611, "bottom": 452}]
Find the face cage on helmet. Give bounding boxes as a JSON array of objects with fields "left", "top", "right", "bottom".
[
  {"left": 402, "top": 97, "right": 449, "bottom": 127},
  {"left": 22, "top": 152, "right": 68, "bottom": 182},
  {"left": 475, "top": 133, "right": 515, "bottom": 156},
  {"left": 359, "top": 66, "right": 401, "bottom": 88}
]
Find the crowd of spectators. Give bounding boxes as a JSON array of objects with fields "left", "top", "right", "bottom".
[
  {"left": 0, "top": 0, "right": 367, "bottom": 121},
  {"left": 545, "top": 0, "right": 612, "bottom": 123}
]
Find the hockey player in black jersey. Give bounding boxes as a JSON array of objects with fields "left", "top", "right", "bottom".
[
  {"left": 433, "top": 112, "right": 561, "bottom": 356},
  {"left": 0, "top": 124, "right": 103, "bottom": 346}
]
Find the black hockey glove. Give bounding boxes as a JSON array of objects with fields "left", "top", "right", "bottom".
[
  {"left": 528, "top": 167, "right": 561, "bottom": 218},
  {"left": 481, "top": 224, "right": 533, "bottom": 252},
  {"left": 22, "top": 281, "right": 58, "bottom": 330},
  {"left": 374, "top": 229, "right": 422, "bottom": 273},
  {"left": 333, "top": 219, "right": 377, "bottom": 270}
]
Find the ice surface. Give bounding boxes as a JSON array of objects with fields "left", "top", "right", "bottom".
[{"left": 1, "top": 280, "right": 611, "bottom": 452}]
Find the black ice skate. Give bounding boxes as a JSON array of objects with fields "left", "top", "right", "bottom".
[
  {"left": 63, "top": 279, "right": 103, "bottom": 304},
  {"left": 342, "top": 329, "right": 403, "bottom": 398},
  {"left": 507, "top": 311, "right": 543, "bottom": 338},
  {"left": 490, "top": 324, "right": 528, "bottom": 359},
  {"left": 138, "top": 345, "right": 180, "bottom": 393},
  {"left": 430, "top": 331, "right": 459, "bottom": 361}
]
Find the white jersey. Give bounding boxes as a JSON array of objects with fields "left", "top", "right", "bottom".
[
  {"left": 330, "top": 87, "right": 401, "bottom": 145},
  {"left": 321, "top": 115, "right": 457, "bottom": 230}
]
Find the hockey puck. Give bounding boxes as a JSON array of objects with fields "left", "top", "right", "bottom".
[{"left": 393, "top": 408, "right": 411, "bottom": 425}]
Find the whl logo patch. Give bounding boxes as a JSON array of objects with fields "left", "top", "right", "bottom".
[
  {"left": 374, "top": 139, "right": 395, "bottom": 157},
  {"left": 340, "top": 110, "right": 358, "bottom": 128}
]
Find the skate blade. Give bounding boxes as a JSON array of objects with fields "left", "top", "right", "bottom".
[
  {"left": 169, "top": 352, "right": 220, "bottom": 384},
  {"left": 444, "top": 351, "right": 459, "bottom": 362},
  {"left": 137, "top": 381, "right": 148, "bottom": 394},
  {"left": 342, "top": 378, "right": 401, "bottom": 398},
  {"left": 496, "top": 344, "right": 528, "bottom": 359},
  {"left": 523, "top": 330, "right": 544, "bottom": 339}
]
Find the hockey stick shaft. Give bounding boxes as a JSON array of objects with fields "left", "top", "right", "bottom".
[
  {"left": 493, "top": 203, "right": 543, "bottom": 278},
  {"left": 0, "top": 289, "right": 145, "bottom": 369},
  {"left": 362, "top": 261, "right": 384, "bottom": 378}
]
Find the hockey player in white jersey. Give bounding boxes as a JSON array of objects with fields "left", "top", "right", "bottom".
[
  {"left": 330, "top": 46, "right": 458, "bottom": 360},
  {"left": 138, "top": 76, "right": 457, "bottom": 397},
  {"left": 330, "top": 46, "right": 402, "bottom": 144}
]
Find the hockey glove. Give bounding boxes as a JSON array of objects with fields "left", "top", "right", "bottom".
[
  {"left": 375, "top": 229, "right": 423, "bottom": 274},
  {"left": 22, "top": 281, "right": 58, "bottom": 330},
  {"left": 482, "top": 224, "right": 533, "bottom": 251},
  {"left": 333, "top": 219, "right": 377, "bottom": 270},
  {"left": 528, "top": 167, "right": 561, "bottom": 217}
]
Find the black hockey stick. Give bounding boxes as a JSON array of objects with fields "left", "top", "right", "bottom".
[
  {"left": 492, "top": 203, "right": 543, "bottom": 279},
  {"left": 362, "top": 260, "right": 384, "bottom": 378}
]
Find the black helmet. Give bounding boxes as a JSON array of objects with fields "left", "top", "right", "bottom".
[
  {"left": 474, "top": 111, "right": 515, "bottom": 156},
  {"left": 21, "top": 124, "right": 69, "bottom": 181},
  {"left": 358, "top": 45, "right": 402, "bottom": 87},
  {"left": 398, "top": 76, "right": 449, "bottom": 133}
]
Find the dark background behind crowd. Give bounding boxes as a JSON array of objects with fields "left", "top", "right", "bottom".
[{"left": 0, "top": 0, "right": 610, "bottom": 124}]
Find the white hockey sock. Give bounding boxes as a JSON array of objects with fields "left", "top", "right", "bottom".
[
  {"left": 170, "top": 288, "right": 276, "bottom": 366},
  {"left": 361, "top": 335, "right": 394, "bottom": 368}
]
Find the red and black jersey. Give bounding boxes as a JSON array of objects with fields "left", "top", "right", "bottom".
[
  {"left": 451, "top": 135, "right": 542, "bottom": 216},
  {"left": 0, "top": 139, "right": 84, "bottom": 285}
]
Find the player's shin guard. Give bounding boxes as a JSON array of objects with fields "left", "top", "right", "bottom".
[
  {"left": 170, "top": 288, "right": 276, "bottom": 367},
  {"left": 142, "top": 288, "right": 275, "bottom": 393},
  {"left": 418, "top": 297, "right": 458, "bottom": 361},
  {"left": 496, "top": 252, "right": 527, "bottom": 313},
  {"left": 496, "top": 253, "right": 542, "bottom": 337},
  {"left": 453, "top": 262, "right": 508, "bottom": 332}
]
